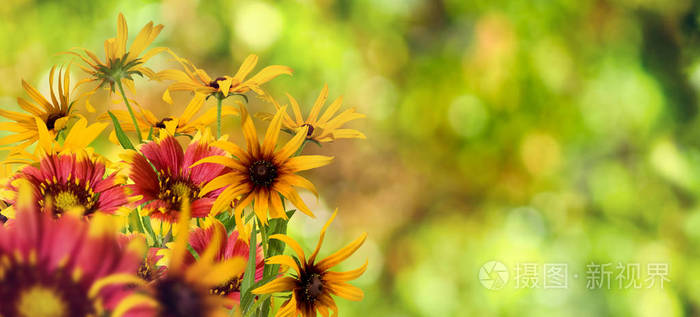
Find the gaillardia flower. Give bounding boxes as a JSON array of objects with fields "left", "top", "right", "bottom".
[
  {"left": 135, "top": 198, "right": 247, "bottom": 316},
  {"left": 0, "top": 65, "right": 75, "bottom": 152},
  {"left": 0, "top": 182, "right": 147, "bottom": 316},
  {"left": 192, "top": 106, "right": 333, "bottom": 239},
  {"left": 2, "top": 152, "right": 128, "bottom": 218},
  {"left": 124, "top": 131, "right": 229, "bottom": 224},
  {"left": 185, "top": 219, "right": 264, "bottom": 305},
  {"left": 158, "top": 52, "right": 292, "bottom": 101},
  {"left": 70, "top": 13, "right": 164, "bottom": 102},
  {"left": 253, "top": 210, "right": 368, "bottom": 317},
  {"left": 259, "top": 84, "right": 366, "bottom": 143},
  {"left": 99, "top": 93, "right": 239, "bottom": 142}
]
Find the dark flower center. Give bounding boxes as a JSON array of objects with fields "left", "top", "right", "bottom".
[
  {"left": 38, "top": 179, "right": 98, "bottom": 216},
  {"left": 157, "top": 178, "right": 200, "bottom": 211},
  {"left": 300, "top": 273, "right": 324, "bottom": 303},
  {"left": 137, "top": 262, "right": 156, "bottom": 282},
  {"left": 248, "top": 160, "right": 278, "bottom": 188},
  {"left": 210, "top": 276, "right": 241, "bottom": 296},
  {"left": 154, "top": 277, "right": 205, "bottom": 317},
  {"left": 0, "top": 212, "right": 7, "bottom": 223},
  {"left": 155, "top": 117, "right": 174, "bottom": 129},
  {"left": 45, "top": 113, "right": 66, "bottom": 131},
  {"left": 208, "top": 77, "right": 227, "bottom": 89},
  {"left": 301, "top": 123, "right": 314, "bottom": 137},
  {"left": 0, "top": 261, "right": 95, "bottom": 316}
]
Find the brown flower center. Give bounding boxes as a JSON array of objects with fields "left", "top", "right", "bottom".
[
  {"left": 154, "top": 277, "right": 206, "bottom": 317},
  {"left": 45, "top": 113, "right": 65, "bottom": 131},
  {"left": 248, "top": 160, "right": 277, "bottom": 188},
  {"left": 155, "top": 117, "right": 174, "bottom": 129},
  {"left": 301, "top": 123, "right": 314, "bottom": 137},
  {"left": 301, "top": 273, "right": 324, "bottom": 302},
  {"left": 208, "top": 76, "right": 227, "bottom": 89},
  {"left": 210, "top": 276, "right": 241, "bottom": 296}
]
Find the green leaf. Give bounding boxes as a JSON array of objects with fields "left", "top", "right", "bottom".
[
  {"left": 127, "top": 209, "right": 144, "bottom": 233},
  {"left": 107, "top": 111, "right": 135, "bottom": 150},
  {"left": 240, "top": 219, "right": 258, "bottom": 314}
]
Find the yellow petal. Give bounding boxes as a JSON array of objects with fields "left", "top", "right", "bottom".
[
  {"left": 316, "top": 232, "right": 367, "bottom": 272},
  {"left": 252, "top": 276, "right": 297, "bottom": 295},
  {"left": 309, "top": 209, "right": 337, "bottom": 263},
  {"left": 261, "top": 106, "right": 286, "bottom": 157},
  {"left": 269, "top": 234, "right": 306, "bottom": 264},
  {"left": 284, "top": 155, "right": 333, "bottom": 173}
]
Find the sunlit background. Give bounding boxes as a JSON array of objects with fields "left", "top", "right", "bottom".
[{"left": 4, "top": 0, "right": 700, "bottom": 316}]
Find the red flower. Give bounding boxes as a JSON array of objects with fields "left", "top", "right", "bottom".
[
  {"left": 186, "top": 219, "right": 264, "bottom": 306},
  {"left": 125, "top": 132, "right": 229, "bottom": 223},
  {"left": 5, "top": 153, "right": 128, "bottom": 217},
  {"left": 0, "top": 182, "right": 146, "bottom": 316}
]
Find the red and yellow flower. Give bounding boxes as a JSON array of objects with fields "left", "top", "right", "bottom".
[
  {"left": 0, "top": 181, "right": 147, "bottom": 316},
  {"left": 123, "top": 131, "right": 229, "bottom": 225},
  {"left": 2, "top": 152, "right": 128, "bottom": 219}
]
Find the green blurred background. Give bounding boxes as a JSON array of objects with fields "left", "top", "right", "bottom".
[{"left": 4, "top": 0, "right": 700, "bottom": 316}]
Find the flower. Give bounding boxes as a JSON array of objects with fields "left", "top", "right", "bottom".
[
  {"left": 253, "top": 210, "right": 367, "bottom": 317},
  {"left": 1, "top": 115, "right": 108, "bottom": 167},
  {"left": 258, "top": 84, "right": 366, "bottom": 143},
  {"left": 2, "top": 152, "right": 129, "bottom": 218},
  {"left": 185, "top": 219, "right": 264, "bottom": 306},
  {"left": 68, "top": 13, "right": 164, "bottom": 106},
  {"left": 136, "top": 197, "right": 247, "bottom": 316},
  {"left": 98, "top": 93, "right": 239, "bottom": 142},
  {"left": 192, "top": 105, "right": 333, "bottom": 240},
  {"left": 123, "top": 130, "right": 229, "bottom": 225},
  {"left": 0, "top": 65, "right": 75, "bottom": 152},
  {"left": 118, "top": 234, "right": 167, "bottom": 283},
  {"left": 0, "top": 181, "right": 147, "bottom": 316},
  {"left": 158, "top": 52, "right": 292, "bottom": 101}
]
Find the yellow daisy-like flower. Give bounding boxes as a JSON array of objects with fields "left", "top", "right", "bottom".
[
  {"left": 68, "top": 13, "right": 165, "bottom": 108},
  {"left": 258, "top": 84, "right": 366, "bottom": 143},
  {"left": 253, "top": 210, "right": 367, "bottom": 317},
  {"left": 192, "top": 105, "right": 333, "bottom": 240},
  {"left": 98, "top": 93, "right": 239, "bottom": 142},
  {"left": 1, "top": 115, "right": 108, "bottom": 166},
  {"left": 0, "top": 65, "right": 75, "bottom": 152},
  {"left": 158, "top": 52, "right": 292, "bottom": 102}
]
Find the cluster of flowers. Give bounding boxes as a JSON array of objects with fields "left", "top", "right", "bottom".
[{"left": 0, "top": 14, "right": 366, "bottom": 317}]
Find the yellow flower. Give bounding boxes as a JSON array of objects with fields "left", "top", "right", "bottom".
[
  {"left": 1, "top": 115, "right": 108, "bottom": 166},
  {"left": 68, "top": 13, "right": 165, "bottom": 110},
  {"left": 0, "top": 65, "right": 75, "bottom": 153},
  {"left": 258, "top": 84, "right": 366, "bottom": 143},
  {"left": 253, "top": 210, "right": 367, "bottom": 317},
  {"left": 191, "top": 105, "right": 333, "bottom": 240},
  {"left": 98, "top": 93, "right": 239, "bottom": 142},
  {"left": 158, "top": 52, "right": 292, "bottom": 102}
]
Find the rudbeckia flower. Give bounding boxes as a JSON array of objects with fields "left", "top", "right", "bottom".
[
  {"left": 0, "top": 65, "right": 75, "bottom": 152},
  {"left": 192, "top": 105, "right": 333, "bottom": 240},
  {"left": 134, "top": 197, "right": 247, "bottom": 316},
  {"left": 258, "top": 85, "right": 366, "bottom": 143},
  {"left": 123, "top": 130, "right": 229, "bottom": 226},
  {"left": 98, "top": 93, "right": 239, "bottom": 142},
  {"left": 253, "top": 210, "right": 367, "bottom": 317},
  {"left": 158, "top": 52, "right": 292, "bottom": 101},
  {"left": 185, "top": 219, "right": 264, "bottom": 306},
  {"left": 2, "top": 151, "right": 129, "bottom": 218},
  {"left": 0, "top": 181, "right": 147, "bottom": 316},
  {"left": 69, "top": 13, "right": 164, "bottom": 106}
]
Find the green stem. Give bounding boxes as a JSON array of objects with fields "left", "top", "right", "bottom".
[
  {"left": 216, "top": 96, "right": 223, "bottom": 139},
  {"left": 116, "top": 80, "right": 143, "bottom": 143}
]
